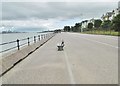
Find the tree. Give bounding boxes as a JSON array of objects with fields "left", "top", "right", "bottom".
[
  {"left": 87, "top": 23, "right": 93, "bottom": 31},
  {"left": 94, "top": 19, "right": 102, "bottom": 29},
  {"left": 54, "top": 29, "right": 61, "bottom": 33},
  {"left": 74, "top": 23, "right": 82, "bottom": 32},
  {"left": 112, "top": 14, "right": 120, "bottom": 31},
  {"left": 71, "top": 26, "right": 76, "bottom": 32},
  {"left": 63, "top": 26, "right": 70, "bottom": 32},
  {"left": 101, "top": 20, "right": 111, "bottom": 31},
  {"left": 70, "top": 26, "right": 73, "bottom": 32}
]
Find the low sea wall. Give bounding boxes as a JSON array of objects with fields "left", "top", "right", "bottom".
[{"left": 0, "top": 33, "right": 55, "bottom": 76}]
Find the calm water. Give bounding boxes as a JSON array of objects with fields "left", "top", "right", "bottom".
[{"left": 0, "top": 32, "right": 49, "bottom": 56}]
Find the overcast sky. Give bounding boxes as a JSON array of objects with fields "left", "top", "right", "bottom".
[{"left": 1, "top": 0, "right": 119, "bottom": 32}]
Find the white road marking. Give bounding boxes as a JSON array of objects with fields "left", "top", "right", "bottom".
[
  {"left": 64, "top": 51, "right": 76, "bottom": 84},
  {"left": 80, "top": 36, "right": 118, "bottom": 49}
]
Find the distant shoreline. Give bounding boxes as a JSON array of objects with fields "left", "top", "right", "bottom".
[
  {"left": 0, "top": 32, "right": 26, "bottom": 34},
  {"left": 0, "top": 31, "right": 53, "bottom": 34}
]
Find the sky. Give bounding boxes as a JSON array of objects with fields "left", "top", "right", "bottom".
[{"left": 0, "top": 0, "right": 120, "bottom": 32}]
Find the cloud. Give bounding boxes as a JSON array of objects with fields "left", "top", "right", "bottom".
[
  {"left": 1, "top": 19, "right": 58, "bottom": 30},
  {"left": 2, "top": 2, "right": 118, "bottom": 20},
  {"left": 2, "top": 2, "right": 81, "bottom": 20},
  {"left": 1, "top": 0, "right": 120, "bottom": 2},
  {"left": 1, "top": 2, "right": 118, "bottom": 31}
]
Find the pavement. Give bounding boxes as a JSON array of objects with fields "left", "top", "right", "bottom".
[{"left": 1, "top": 32, "right": 118, "bottom": 84}]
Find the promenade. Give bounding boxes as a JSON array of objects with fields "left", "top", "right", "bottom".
[{"left": 1, "top": 32, "right": 118, "bottom": 84}]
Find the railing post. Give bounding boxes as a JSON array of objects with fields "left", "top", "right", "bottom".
[
  {"left": 41, "top": 35, "right": 43, "bottom": 39},
  {"left": 44, "top": 34, "right": 45, "bottom": 39},
  {"left": 43, "top": 34, "right": 45, "bottom": 39},
  {"left": 28, "top": 37, "right": 30, "bottom": 46},
  {"left": 17, "top": 39, "right": 20, "bottom": 50},
  {"left": 38, "top": 35, "right": 40, "bottom": 41},
  {"left": 47, "top": 34, "right": 48, "bottom": 38},
  {"left": 45, "top": 34, "right": 46, "bottom": 38},
  {"left": 43, "top": 34, "right": 44, "bottom": 39},
  {"left": 34, "top": 36, "right": 36, "bottom": 43}
]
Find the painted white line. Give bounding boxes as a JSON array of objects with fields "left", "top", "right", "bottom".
[
  {"left": 64, "top": 51, "right": 76, "bottom": 84},
  {"left": 80, "top": 36, "right": 118, "bottom": 49}
]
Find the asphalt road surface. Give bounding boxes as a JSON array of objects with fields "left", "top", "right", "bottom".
[{"left": 1, "top": 32, "right": 118, "bottom": 84}]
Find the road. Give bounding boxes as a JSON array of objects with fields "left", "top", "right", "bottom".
[{"left": 1, "top": 32, "right": 118, "bottom": 84}]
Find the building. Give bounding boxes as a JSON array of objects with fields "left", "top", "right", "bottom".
[
  {"left": 118, "top": 1, "right": 120, "bottom": 13},
  {"left": 101, "top": 1, "right": 120, "bottom": 21},
  {"left": 101, "top": 8, "right": 119, "bottom": 21},
  {"left": 101, "top": 12, "right": 114, "bottom": 21},
  {"left": 118, "top": 1, "right": 120, "bottom": 9},
  {"left": 89, "top": 18, "right": 95, "bottom": 24},
  {"left": 81, "top": 18, "right": 95, "bottom": 32},
  {"left": 81, "top": 20, "right": 88, "bottom": 30}
]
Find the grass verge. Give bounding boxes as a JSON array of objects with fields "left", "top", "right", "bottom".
[{"left": 82, "top": 30, "right": 119, "bottom": 36}]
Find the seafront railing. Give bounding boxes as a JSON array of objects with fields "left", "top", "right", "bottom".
[{"left": 0, "top": 33, "right": 53, "bottom": 53}]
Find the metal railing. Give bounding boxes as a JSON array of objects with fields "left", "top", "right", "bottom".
[{"left": 0, "top": 33, "right": 53, "bottom": 53}]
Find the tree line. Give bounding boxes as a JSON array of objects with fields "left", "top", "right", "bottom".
[{"left": 63, "top": 14, "right": 120, "bottom": 33}]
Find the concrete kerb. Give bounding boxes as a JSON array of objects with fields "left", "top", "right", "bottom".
[{"left": 0, "top": 33, "right": 56, "bottom": 77}]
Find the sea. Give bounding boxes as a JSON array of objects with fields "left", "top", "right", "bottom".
[{"left": 0, "top": 32, "right": 49, "bottom": 56}]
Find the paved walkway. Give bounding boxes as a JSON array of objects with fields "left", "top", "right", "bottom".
[{"left": 2, "top": 32, "right": 118, "bottom": 84}]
